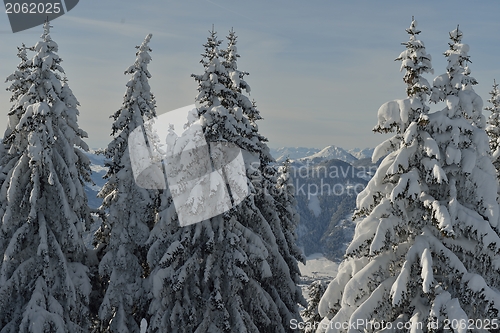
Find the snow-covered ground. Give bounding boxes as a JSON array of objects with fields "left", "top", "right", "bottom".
[
  {"left": 299, "top": 253, "right": 339, "bottom": 281},
  {"left": 298, "top": 253, "right": 338, "bottom": 306}
]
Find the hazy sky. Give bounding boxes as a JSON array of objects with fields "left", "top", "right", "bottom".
[{"left": 1, "top": 0, "right": 500, "bottom": 150}]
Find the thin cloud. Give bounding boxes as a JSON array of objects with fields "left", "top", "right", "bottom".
[{"left": 57, "top": 15, "right": 180, "bottom": 39}]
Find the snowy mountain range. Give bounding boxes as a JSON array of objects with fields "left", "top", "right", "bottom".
[
  {"left": 299, "top": 145, "right": 358, "bottom": 164},
  {"left": 270, "top": 147, "right": 321, "bottom": 163},
  {"left": 270, "top": 145, "right": 374, "bottom": 164}
]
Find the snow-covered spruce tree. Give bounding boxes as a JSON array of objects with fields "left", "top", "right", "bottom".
[
  {"left": 0, "top": 21, "right": 93, "bottom": 332},
  {"left": 95, "top": 34, "right": 157, "bottom": 333},
  {"left": 224, "top": 28, "right": 306, "bottom": 327},
  {"left": 146, "top": 28, "right": 304, "bottom": 333},
  {"left": 317, "top": 22, "right": 500, "bottom": 333},
  {"left": 485, "top": 79, "right": 500, "bottom": 178},
  {"left": 302, "top": 280, "right": 328, "bottom": 333}
]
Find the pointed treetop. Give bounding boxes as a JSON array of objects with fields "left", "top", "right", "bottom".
[
  {"left": 227, "top": 27, "right": 237, "bottom": 46},
  {"left": 128, "top": 34, "right": 153, "bottom": 75},
  {"left": 208, "top": 25, "right": 218, "bottom": 45},
  {"left": 444, "top": 24, "right": 471, "bottom": 77},
  {"left": 228, "top": 26, "right": 236, "bottom": 40},
  {"left": 406, "top": 16, "right": 420, "bottom": 36},
  {"left": 199, "top": 27, "right": 222, "bottom": 66},
  {"left": 224, "top": 28, "right": 240, "bottom": 72},
  {"left": 42, "top": 19, "right": 52, "bottom": 42},
  {"left": 396, "top": 17, "right": 433, "bottom": 101},
  {"left": 227, "top": 27, "right": 237, "bottom": 41},
  {"left": 138, "top": 33, "right": 152, "bottom": 52},
  {"left": 449, "top": 25, "right": 463, "bottom": 43}
]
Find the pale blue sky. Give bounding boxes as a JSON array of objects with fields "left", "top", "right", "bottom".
[{"left": 1, "top": 0, "right": 500, "bottom": 149}]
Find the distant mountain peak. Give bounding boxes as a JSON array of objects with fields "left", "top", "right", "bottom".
[
  {"left": 347, "top": 147, "right": 375, "bottom": 160},
  {"left": 298, "top": 145, "right": 357, "bottom": 164}
]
